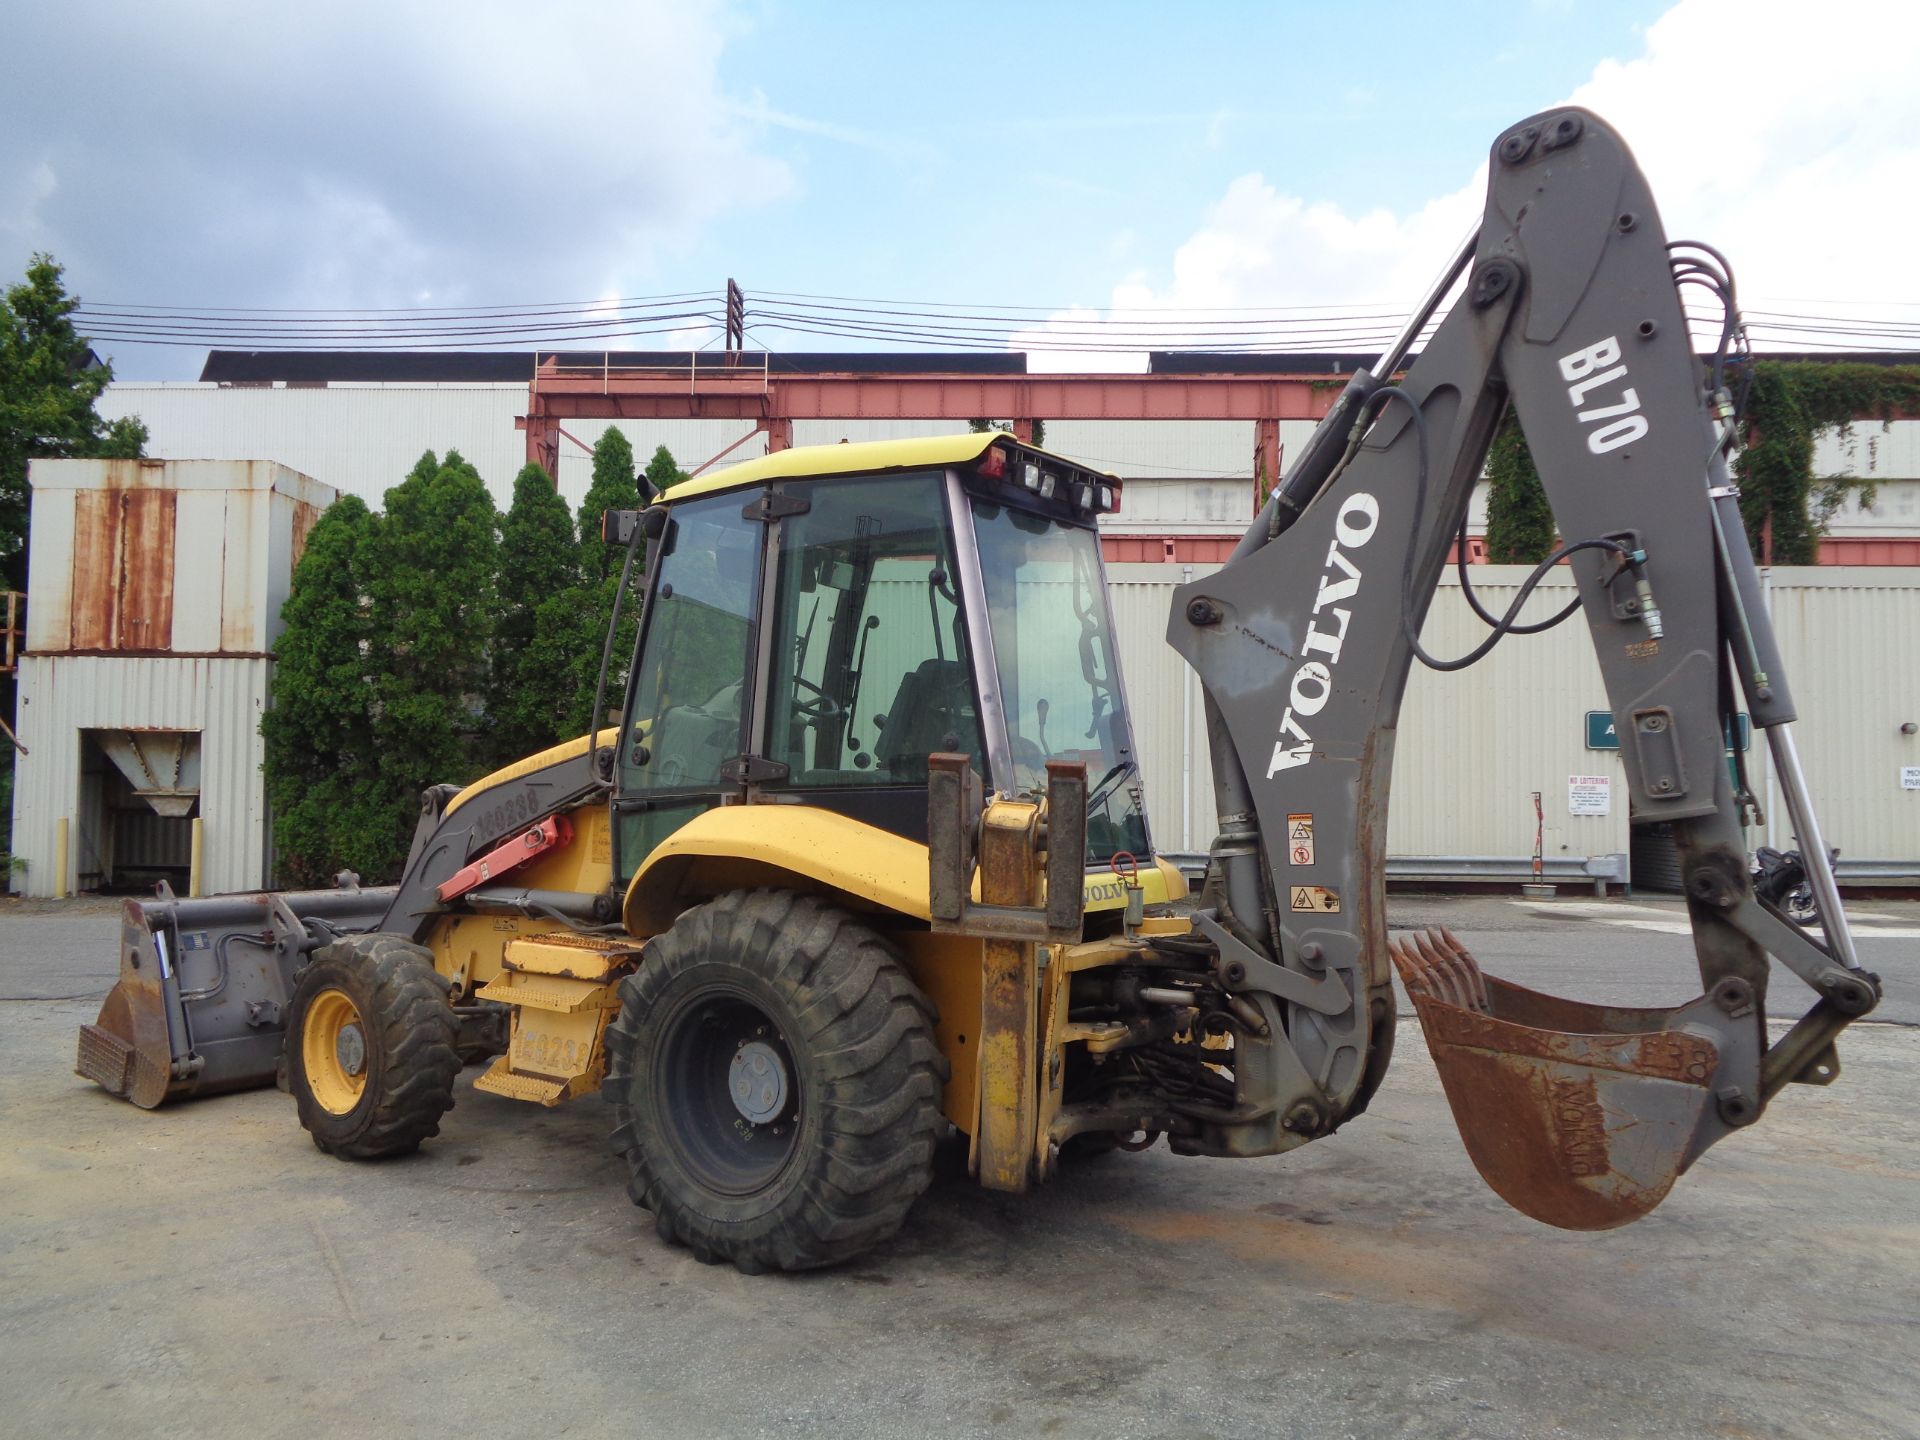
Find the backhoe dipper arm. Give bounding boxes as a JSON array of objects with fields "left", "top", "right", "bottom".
[{"left": 1167, "top": 107, "right": 1881, "bottom": 1230}]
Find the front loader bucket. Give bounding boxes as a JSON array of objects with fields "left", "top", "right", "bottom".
[
  {"left": 77, "top": 885, "right": 396, "bottom": 1109},
  {"left": 77, "top": 905, "right": 182, "bottom": 1108},
  {"left": 1389, "top": 928, "right": 1756, "bottom": 1231}
]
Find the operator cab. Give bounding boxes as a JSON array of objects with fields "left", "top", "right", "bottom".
[{"left": 613, "top": 433, "right": 1148, "bottom": 884}]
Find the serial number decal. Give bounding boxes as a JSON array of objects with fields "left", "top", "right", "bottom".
[{"left": 1558, "top": 335, "right": 1649, "bottom": 454}]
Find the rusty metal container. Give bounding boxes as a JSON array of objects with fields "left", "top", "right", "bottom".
[{"left": 8, "top": 459, "right": 336, "bottom": 898}]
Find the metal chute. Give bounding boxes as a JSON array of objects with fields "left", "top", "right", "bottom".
[{"left": 93, "top": 729, "right": 201, "bottom": 817}]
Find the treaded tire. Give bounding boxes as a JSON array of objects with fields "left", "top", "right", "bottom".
[
  {"left": 286, "top": 933, "right": 461, "bottom": 1159},
  {"left": 604, "top": 889, "right": 947, "bottom": 1274}
]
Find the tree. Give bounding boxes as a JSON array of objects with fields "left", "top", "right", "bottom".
[
  {"left": 645, "top": 442, "right": 688, "bottom": 496},
  {"left": 1483, "top": 412, "right": 1555, "bottom": 564},
  {"left": 359, "top": 450, "right": 501, "bottom": 871},
  {"left": 2, "top": 254, "right": 146, "bottom": 874},
  {"left": 1, "top": 254, "right": 147, "bottom": 591},
  {"left": 578, "top": 425, "right": 639, "bottom": 582},
  {"left": 1731, "top": 361, "right": 1920, "bottom": 565},
  {"left": 261, "top": 495, "right": 386, "bottom": 886},
  {"left": 487, "top": 462, "right": 581, "bottom": 766},
  {"left": 556, "top": 428, "right": 655, "bottom": 734},
  {"left": 265, "top": 452, "right": 503, "bottom": 884}
]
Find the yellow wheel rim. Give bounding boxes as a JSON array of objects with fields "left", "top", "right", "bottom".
[{"left": 303, "top": 988, "right": 369, "bottom": 1115}]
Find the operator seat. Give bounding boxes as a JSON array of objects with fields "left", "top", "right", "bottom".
[{"left": 873, "top": 659, "right": 977, "bottom": 782}]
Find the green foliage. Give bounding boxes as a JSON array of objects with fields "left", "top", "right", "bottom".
[
  {"left": 555, "top": 429, "right": 661, "bottom": 734},
  {"left": 1484, "top": 411, "right": 1556, "bottom": 563},
  {"left": 1479, "top": 360, "right": 1920, "bottom": 569},
  {"left": 362, "top": 450, "right": 501, "bottom": 868},
  {"left": 644, "top": 443, "right": 688, "bottom": 496},
  {"left": 265, "top": 453, "right": 502, "bottom": 885},
  {"left": 487, "top": 463, "right": 581, "bottom": 766},
  {"left": 1734, "top": 360, "right": 1920, "bottom": 565},
  {"left": 1, "top": 754, "right": 18, "bottom": 878},
  {"left": 558, "top": 569, "right": 639, "bottom": 736},
  {"left": 578, "top": 426, "right": 638, "bottom": 582},
  {"left": 1, "top": 254, "right": 148, "bottom": 590},
  {"left": 261, "top": 495, "right": 387, "bottom": 886}
]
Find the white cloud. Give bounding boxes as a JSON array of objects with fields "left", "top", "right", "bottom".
[
  {"left": 0, "top": 1, "right": 791, "bottom": 368},
  {"left": 1026, "top": 0, "right": 1920, "bottom": 368},
  {"left": 0, "top": 161, "right": 58, "bottom": 247}
]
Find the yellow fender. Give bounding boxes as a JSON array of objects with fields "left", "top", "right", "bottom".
[
  {"left": 623, "top": 807, "right": 932, "bottom": 936},
  {"left": 622, "top": 804, "right": 1188, "bottom": 937}
]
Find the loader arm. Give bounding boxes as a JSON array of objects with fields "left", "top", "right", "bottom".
[{"left": 1168, "top": 107, "right": 1881, "bottom": 1228}]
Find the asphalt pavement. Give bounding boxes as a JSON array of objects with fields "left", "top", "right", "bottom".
[{"left": 1, "top": 892, "right": 1915, "bottom": 1440}]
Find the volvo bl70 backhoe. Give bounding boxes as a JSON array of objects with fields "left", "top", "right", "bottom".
[{"left": 77, "top": 108, "right": 1883, "bottom": 1272}]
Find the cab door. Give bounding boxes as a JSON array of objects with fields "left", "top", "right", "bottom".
[{"left": 612, "top": 490, "right": 766, "bottom": 882}]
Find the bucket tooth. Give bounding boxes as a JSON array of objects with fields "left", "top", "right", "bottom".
[{"left": 1389, "top": 927, "right": 1722, "bottom": 1231}]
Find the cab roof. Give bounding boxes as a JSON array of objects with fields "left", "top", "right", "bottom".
[{"left": 666, "top": 432, "right": 1115, "bottom": 503}]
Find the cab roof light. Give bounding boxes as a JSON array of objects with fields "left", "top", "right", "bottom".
[
  {"left": 1037, "top": 473, "right": 1057, "bottom": 500},
  {"left": 975, "top": 445, "right": 1008, "bottom": 481},
  {"left": 1019, "top": 461, "right": 1044, "bottom": 492},
  {"left": 1071, "top": 480, "right": 1094, "bottom": 511},
  {"left": 1096, "top": 482, "right": 1120, "bottom": 514}
]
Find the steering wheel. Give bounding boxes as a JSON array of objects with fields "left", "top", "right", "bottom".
[{"left": 791, "top": 675, "right": 843, "bottom": 723}]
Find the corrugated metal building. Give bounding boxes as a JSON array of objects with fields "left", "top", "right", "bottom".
[
  {"left": 62, "top": 374, "right": 1918, "bottom": 890},
  {"left": 1108, "top": 564, "right": 1920, "bottom": 881},
  {"left": 10, "top": 459, "right": 335, "bottom": 897}
]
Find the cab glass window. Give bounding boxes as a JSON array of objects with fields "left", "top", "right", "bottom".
[
  {"left": 616, "top": 493, "right": 762, "bottom": 873},
  {"left": 765, "top": 473, "right": 984, "bottom": 786},
  {"left": 969, "top": 499, "right": 1150, "bottom": 864}
]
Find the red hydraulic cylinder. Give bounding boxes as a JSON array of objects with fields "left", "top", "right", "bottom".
[{"left": 435, "top": 814, "right": 574, "bottom": 903}]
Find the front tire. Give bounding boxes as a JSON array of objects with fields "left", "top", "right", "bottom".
[
  {"left": 604, "top": 890, "right": 947, "bottom": 1273},
  {"left": 286, "top": 933, "right": 461, "bottom": 1159}
]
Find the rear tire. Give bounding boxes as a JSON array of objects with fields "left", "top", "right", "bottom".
[
  {"left": 286, "top": 933, "right": 461, "bottom": 1159},
  {"left": 604, "top": 889, "right": 947, "bottom": 1273}
]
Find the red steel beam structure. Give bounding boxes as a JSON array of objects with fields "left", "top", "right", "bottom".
[{"left": 517, "top": 355, "right": 1343, "bottom": 478}]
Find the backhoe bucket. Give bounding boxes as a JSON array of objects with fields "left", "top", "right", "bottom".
[
  {"left": 1389, "top": 928, "right": 1754, "bottom": 1231},
  {"left": 77, "top": 885, "right": 395, "bottom": 1109}
]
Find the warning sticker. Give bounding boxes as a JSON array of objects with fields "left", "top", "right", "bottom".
[
  {"left": 1290, "top": 885, "right": 1340, "bottom": 914},
  {"left": 1287, "top": 813, "right": 1315, "bottom": 866}
]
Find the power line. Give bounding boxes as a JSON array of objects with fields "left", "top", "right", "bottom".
[{"left": 72, "top": 281, "right": 1920, "bottom": 356}]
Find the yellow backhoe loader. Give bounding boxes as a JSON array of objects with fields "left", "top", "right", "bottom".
[{"left": 78, "top": 108, "right": 1881, "bottom": 1272}]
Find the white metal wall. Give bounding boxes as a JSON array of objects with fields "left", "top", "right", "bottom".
[
  {"left": 1760, "top": 567, "right": 1920, "bottom": 860},
  {"left": 98, "top": 383, "right": 769, "bottom": 518},
  {"left": 99, "top": 385, "right": 1345, "bottom": 521},
  {"left": 10, "top": 656, "right": 272, "bottom": 897},
  {"left": 1108, "top": 564, "right": 1919, "bottom": 871}
]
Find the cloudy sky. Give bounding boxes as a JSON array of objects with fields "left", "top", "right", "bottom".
[{"left": 4, "top": 0, "right": 1915, "bottom": 378}]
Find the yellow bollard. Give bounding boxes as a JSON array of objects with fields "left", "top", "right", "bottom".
[
  {"left": 54, "top": 817, "right": 69, "bottom": 900},
  {"left": 189, "top": 817, "right": 204, "bottom": 899}
]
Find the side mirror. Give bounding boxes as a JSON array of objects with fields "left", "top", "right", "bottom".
[{"left": 600, "top": 505, "right": 670, "bottom": 545}]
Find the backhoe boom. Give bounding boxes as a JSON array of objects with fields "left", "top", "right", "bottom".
[{"left": 1169, "top": 106, "right": 1880, "bottom": 1228}]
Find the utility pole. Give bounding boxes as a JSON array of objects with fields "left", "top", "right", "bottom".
[{"left": 725, "top": 278, "right": 745, "bottom": 362}]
